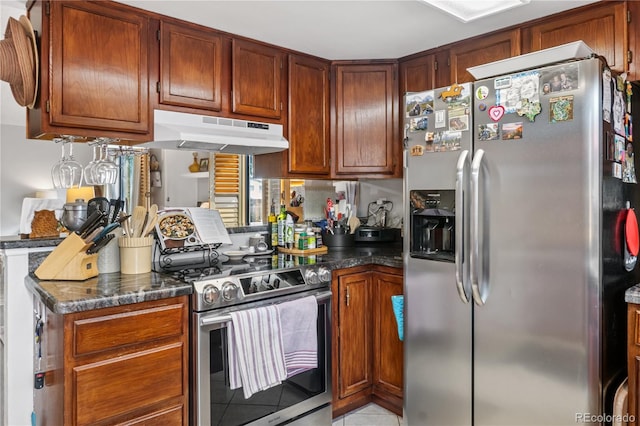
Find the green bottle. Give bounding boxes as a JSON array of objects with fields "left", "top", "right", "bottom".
[{"left": 277, "top": 204, "right": 287, "bottom": 247}]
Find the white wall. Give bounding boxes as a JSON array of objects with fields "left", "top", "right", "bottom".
[
  {"left": 0, "top": 2, "right": 92, "bottom": 236},
  {"left": 357, "top": 178, "right": 404, "bottom": 228}
]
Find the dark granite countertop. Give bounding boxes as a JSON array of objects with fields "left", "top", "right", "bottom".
[
  {"left": 26, "top": 272, "right": 192, "bottom": 314},
  {"left": 0, "top": 236, "right": 63, "bottom": 250},
  {"left": 26, "top": 243, "right": 403, "bottom": 315}
]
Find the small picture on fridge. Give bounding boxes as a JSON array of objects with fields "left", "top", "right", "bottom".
[
  {"left": 623, "top": 142, "right": 637, "bottom": 184},
  {"left": 540, "top": 63, "right": 579, "bottom": 95},
  {"left": 409, "top": 117, "right": 428, "bottom": 132},
  {"left": 478, "top": 123, "right": 499, "bottom": 141},
  {"left": 501, "top": 122, "right": 523, "bottom": 140},
  {"left": 615, "top": 134, "right": 626, "bottom": 162},
  {"left": 406, "top": 92, "right": 434, "bottom": 117}
]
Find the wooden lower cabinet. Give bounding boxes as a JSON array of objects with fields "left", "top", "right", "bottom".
[
  {"left": 629, "top": 303, "right": 640, "bottom": 425},
  {"left": 332, "top": 265, "right": 403, "bottom": 417},
  {"left": 35, "top": 296, "right": 189, "bottom": 426}
]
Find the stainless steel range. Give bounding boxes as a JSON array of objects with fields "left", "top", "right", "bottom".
[{"left": 188, "top": 258, "right": 333, "bottom": 426}]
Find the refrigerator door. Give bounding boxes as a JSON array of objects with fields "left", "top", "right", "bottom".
[
  {"left": 403, "top": 84, "right": 473, "bottom": 425},
  {"left": 472, "top": 58, "right": 601, "bottom": 424}
]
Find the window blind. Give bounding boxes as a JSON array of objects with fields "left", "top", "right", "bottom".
[{"left": 211, "top": 153, "right": 245, "bottom": 227}]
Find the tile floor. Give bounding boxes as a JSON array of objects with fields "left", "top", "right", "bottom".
[{"left": 332, "top": 403, "right": 403, "bottom": 426}]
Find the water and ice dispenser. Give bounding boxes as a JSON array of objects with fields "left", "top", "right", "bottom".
[{"left": 409, "top": 190, "right": 455, "bottom": 261}]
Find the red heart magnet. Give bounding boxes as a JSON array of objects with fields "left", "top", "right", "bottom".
[{"left": 488, "top": 105, "right": 505, "bottom": 122}]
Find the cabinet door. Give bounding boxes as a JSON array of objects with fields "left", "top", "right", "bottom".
[
  {"left": 337, "top": 271, "right": 373, "bottom": 399},
  {"left": 49, "top": 1, "right": 149, "bottom": 134},
  {"left": 400, "top": 54, "right": 435, "bottom": 95},
  {"left": 628, "top": 304, "right": 640, "bottom": 425},
  {"left": 334, "top": 63, "right": 397, "bottom": 176},
  {"left": 373, "top": 272, "right": 403, "bottom": 398},
  {"left": 232, "top": 39, "right": 284, "bottom": 119},
  {"left": 449, "top": 30, "right": 521, "bottom": 84},
  {"left": 526, "top": 2, "right": 626, "bottom": 73},
  {"left": 159, "top": 21, "right": 223, "bottom": 111},
  {"left": 288, "top": 54, "right": 330, "bottom": 175}
]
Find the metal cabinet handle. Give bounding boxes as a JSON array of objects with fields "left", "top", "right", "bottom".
[
  {"left": 455, "top": 150, "right": 471, "bottom": 304},
  {"left": 346, "top": 286, "right": 350, "bottom": 307}
]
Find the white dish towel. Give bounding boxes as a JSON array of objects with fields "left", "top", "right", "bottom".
[
  {"left": 277, "top": 295, "right": 318, "bottom": 377},
  {"left": 228, "top": 305, "right": 287, "bottom": 399}
]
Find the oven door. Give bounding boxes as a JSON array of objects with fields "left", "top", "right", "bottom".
[{"left": 193, "top": 289, "right": 332, "bottom": 426}]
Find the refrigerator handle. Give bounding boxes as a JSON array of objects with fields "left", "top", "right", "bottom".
[
  {"left": 455, "top": 150, "right": 471, "bottom": 304},
  {"left": 470, "top": 149, "right": 487, "bottom": 306}
]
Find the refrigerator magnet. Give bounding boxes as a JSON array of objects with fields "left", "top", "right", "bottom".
[
  {"left": 488, "top": 105, "right": 505, "bottom": 122},
  {"left": 623, "top": 142, "right": 637, "bottom": 184},
  {"left": 434, "top": 110, "right": 446, "bottom": 128},
  {"left": 549, "top": 95, "right": 573, "bottom": 123},
  {"left": 613, "top": 162, "right": 622, "bottom": 179},
  {"left": 478, "top": 123, "right": 499, "bottom": 141},
  {"left": 516, "top": 99, "right": 542, "bottom": 122},
  {"left": 478, "top": 103, "right": 487, "bottom": 112},
  {"left": 501, "top": 122, "right": 523, "bottom": 140},
  {"left": 410, "top": 145, "right": 424, "bottom": 156},
  {"left": 476, "top": 86, "right": 489, "bottom": 100}
]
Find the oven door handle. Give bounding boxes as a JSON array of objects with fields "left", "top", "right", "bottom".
[{"left": 199, "top": 290, "right": 332, "bottom": 327}]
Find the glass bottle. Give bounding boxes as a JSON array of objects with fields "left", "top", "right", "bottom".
[{"left": 277, "top": 204, "right": 287, "bottom": 247}]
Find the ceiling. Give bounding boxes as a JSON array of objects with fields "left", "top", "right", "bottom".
[{"left": 117, "top": 0, "right": 600, "bottom": 60}]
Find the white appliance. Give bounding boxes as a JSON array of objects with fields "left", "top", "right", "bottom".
[{"left": 142, "top": 109, "right": 289, "bottom": 155}]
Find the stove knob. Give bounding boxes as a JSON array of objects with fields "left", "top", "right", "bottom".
[
  {"left": 202, "top": 284, "right": 220, "bottom": 305},
  {"left": 305, "top": 269, "right": 319, "bottom": 285},
  {"left": 221, "top": 282, "right": 239, "bottom": 302},
  {"left": 317, "top": 267, "right": 331, "bottom": 283}
]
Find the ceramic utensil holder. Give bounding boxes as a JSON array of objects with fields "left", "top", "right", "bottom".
[
  {"left": 98, "top": 229, "right": 123, "bottom": 273},
  {"left": 118, "top": 236, "right": 153, "bottom": 274},
  {"left": 35, "top": 233, "right": 99, "bottom": 280}
]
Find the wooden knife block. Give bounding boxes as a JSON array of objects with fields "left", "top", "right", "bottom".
[{"left": 35, "top": 233, "right": 99, "bottom": 280}]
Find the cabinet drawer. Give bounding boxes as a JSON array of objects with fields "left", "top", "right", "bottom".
[
  {"left": 72, "top": 303, "right": 185, "bottom": 356},
  {"left": 73, "top": 343, "right": 185, "bottom": 426}
]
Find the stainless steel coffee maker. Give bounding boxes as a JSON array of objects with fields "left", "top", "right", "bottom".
[{"left": 409, "top": 190, "right": 455, "bottom": 261}]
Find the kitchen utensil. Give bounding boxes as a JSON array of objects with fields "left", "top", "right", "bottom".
[
  {"left": 130, "top": 205, "right": 147, "bottom": 238},
  {"left": 140, "top": 208, "right": 158, "bottom": 238},
  {"left": 87, "top": 197, "right": 110, "bottom": 219},
  {"left": 348, "top": 215, "right": 361, "bottom": 234},
  {"left": 223, "top": 250, "right": 248, "bottom": 261}
]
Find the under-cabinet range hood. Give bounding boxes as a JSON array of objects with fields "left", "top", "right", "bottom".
[{"left": 141, "top": 109, "right": 289, "bottom": 155}]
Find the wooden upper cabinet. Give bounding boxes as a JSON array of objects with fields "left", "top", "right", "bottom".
[
  {"left": 449, "top": 30, "right": 521, "bottom": 84},
  {"left": 232, "top": 39, "right": 284, "bottom": 119},
  {"left": 525, "top": 2, "right": 626, "bottom": 73},
  {"left": 400, "top": 54, "right": 435, "bottom": 95},
  {"left": 334, "top": 62, "right": 398, "bottom": 176},
  {"left": 40, "top": 1, "right": 150, "bottom": 138},
  {"left": 288, "top": 54, "right": 330, "bottom": 175},
  {"left": 159, "top": 21, "right": 223, "bottom": 111}
]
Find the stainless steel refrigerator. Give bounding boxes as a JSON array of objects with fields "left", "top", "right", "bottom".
[{"left": 403, "top": 53, "right": 640, "bottom": 425}]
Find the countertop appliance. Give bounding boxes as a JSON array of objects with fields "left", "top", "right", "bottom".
[
  {"left": 404, "top": 45, "right": 640, "bottom": 425},
  {"left": 175, "top": 246, "right": 333, "bottom": 426},
  {"left": 354, "top": 226, "right": 400, "bottom": 243}
]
